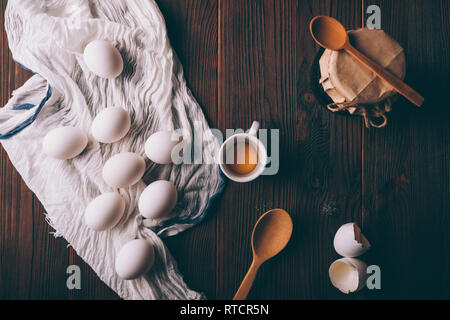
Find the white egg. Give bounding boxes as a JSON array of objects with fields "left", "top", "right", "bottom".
[
  {"left": 138, "top": 180, "right": 177, "bottom": 219},
  {"left": 144, "top": 131, "right": 181, "bottom": 164},
  {"left": 333, "top": 222, "right": 371, "bottom": 258},
  {"left": 91, "top": 107, "right": 131, "bottom": 143},
  {"left": 84, "top": 192, "right": 126, "bottom": 231},
  {"left": 83, "top": 40, "right": 123, "bottom": 79},
  {"left": 329, "top": 257, "right": 368, "bottom": 294},
  {"left": 102, "top": 152, "right": 146, "bottom": 188},
  {"left": 115, "top": 239, "right": 155, "bottom": 280},
  {"left": 43, "top": 126, "right": 88, "bottom": 160}
]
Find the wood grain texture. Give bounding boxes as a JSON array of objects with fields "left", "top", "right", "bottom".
[
  {"left": 157, "top": 0, "right": 219, "bottom": 299},
  {"left": 1, "top": 0, "right": 450, "bottom": 300},
  {"left": 0, "top": 0, "right": 70, "bottom": 300},
  {"left": 0, "top": 0, "right": 119, "bottom": 300},
  {"left": 362, "top": 0, "right": 450, "bottom": 299},
  {"left": 216, "top": 0, "right": 365, "bottom": 299}
]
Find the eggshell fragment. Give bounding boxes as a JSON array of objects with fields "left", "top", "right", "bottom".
[
  {"left": 43, "top": 126, "right": 88, "bottom": 160},
  {"left": 84, "top": 192, "right": 126, "bottom": 231},
  {"left": 144, "top": 131, "right": 181, "bottom": 164},
  {"left": 329, "top": 257, "right": 368, "bottom": 294},
  {"left": 138, "top": 180, "right": 177, "bottom": 219},
  {"left": 102, "top": 152, "right": 146, "bottom": 188},
  {"left": 91, "top": 107, "right": 131, "bottom": 143},
  {"left": 333, "top": 222, "right": 371, "bottom": 257},
  {"left": 115, "top": 239, "right": 155, "bottom": 280},
  {"left": 83, "top": 40, "right": 123, "bottom": 79}
]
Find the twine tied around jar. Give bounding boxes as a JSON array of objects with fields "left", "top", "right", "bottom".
[{"left": 327, "top": 101, "right": 392, "bottom": 128}]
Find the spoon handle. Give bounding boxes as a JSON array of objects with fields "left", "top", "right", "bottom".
[
  {"left": 344, "top": 43, "right": 424, "bottom": 107},
  {"left": 233, "top": 259, "right": 261, "bottom": 300}
]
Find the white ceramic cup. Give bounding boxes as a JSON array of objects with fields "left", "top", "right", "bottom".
[{"left": 218, "top": 121, "right": 268, "bottom": 183}]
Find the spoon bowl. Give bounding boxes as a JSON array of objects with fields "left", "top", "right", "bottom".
[
  {"left": 252, "top": 209, "right": 293, "bottom": 261},
  {"left": 310, "top": 16, "right": 348, "bottom": 50},
  {"left": 233, "top": 209, "right": 293, "bottom": 300}
]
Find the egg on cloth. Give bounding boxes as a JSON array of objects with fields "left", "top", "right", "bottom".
[
  {"left": 144, "top": 131, "right": 181, "bottom": 164},
  {"left": 84, "top": 192, "right": 126, "bottom": 231},
  {"left": 91, "top": 107, "right": 131, "bottom": 143},
  {"left": 83, "top": 40, "right": 123, "bottom": 79},
  {"left": 329, "top": 257, "right": 368, "bottom": 294},
  {"left": 115, "top": 239, "right": 155, "bottom": 280},
  {"left": 138, "top": 180, "right": 177, "bottom": 219},
  {"left": 43, "top": 126, "right": 88, "bottom": 160},
  {"left": 102, "top": 152, "right": 146, "bottom": 188},
  {"left": 333, "top": 222, "right": 370, "bottom": 257}
]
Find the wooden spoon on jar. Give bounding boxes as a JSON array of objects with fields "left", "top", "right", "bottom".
[{"left": 310, "top": 15, "right": 424, "bottom": 107}]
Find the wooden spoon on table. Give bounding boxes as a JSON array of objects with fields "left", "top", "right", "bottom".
[
  {"left": 233, "top": 209, "right": 293, "bottom": 300},
  {"left": 310, "top": 15, "right": 424, "bottom": 107}
]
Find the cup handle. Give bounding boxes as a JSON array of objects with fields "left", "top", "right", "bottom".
[{"left": 247, "top": 121, "right": 260, "bottom": 137}]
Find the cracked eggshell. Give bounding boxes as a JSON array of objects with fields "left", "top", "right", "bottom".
[
  {"left": 329, "top": 257, "right": 367, "bottom": 294},
  {"left": 138, "top": 180, "right": 177, "bottom": 219},
  {"left": 102, "top": 152, "right": 146, "bottom": 188},
  {"left": 115, "top": 239, "right": 155, "bottom": 280},
  {"left": 144, "top": 131, "right": 181, "bottom": 164},
  {"left": 84, "top": 192, "right": 126, "bottom": 231},
  {"left": 333, "top": 222, "right": 370, "bottom": 257},
  {"left": 83, "top": 40, "right": 123, "bottom": 79},
  {"left": 91, "top": 107, "right": 131, "bottom": 143},
  {"left": 43, "top": 126, "right": 88, "bottom": 160}
]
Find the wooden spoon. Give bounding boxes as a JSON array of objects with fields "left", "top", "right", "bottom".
[
  {"left": 310, "top": 15, "right": 424, "bottom": 107},
  {"left": 233, "top": 209, "right": 293, "bottom": 300}
]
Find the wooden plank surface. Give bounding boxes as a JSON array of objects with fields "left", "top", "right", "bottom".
[
  {"left": 0, "top": 1, "right": 70, "bottom": 299},
  {"left": 362, "top": 0, "right": 450, "bottom": 299},
  {"left": 158, "top": 0, "right": 219, "bottom": 299},
  {"left": 217, "top": 0, "right": 363, "bottom": 299},
  {"left": 1, "top": 0, "right": 450, "bottom": 299}
]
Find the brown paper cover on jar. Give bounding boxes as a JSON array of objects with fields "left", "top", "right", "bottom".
[{"left": 319, "top": 28, "right": 406, "bottom": 128}]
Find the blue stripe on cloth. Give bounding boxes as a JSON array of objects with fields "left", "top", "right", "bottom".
[
  {"left": 0, "top": 84, "right": 52, "bottom": 140},
  {"left": 14, "top": 61, "right": 36, "bottom": 74},
  {"left": 153, "top": 168, "right": 228, "bottom": 235},
  {"left": 0, "top": 62, "right": 52, "bottom": 140},
  {"left": 13, "top": 103, "right": 36, "bottom": 110}
]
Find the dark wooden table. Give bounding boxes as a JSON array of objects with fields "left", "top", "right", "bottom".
[{"left": 1, "top": 0, "right": 449, "bottom": 300}]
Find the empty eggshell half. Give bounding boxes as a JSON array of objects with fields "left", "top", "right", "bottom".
[
  {"left": 84, "top": 192, "right": 126, "bottom": 231},
  {"left": 138, "top": 180, "right": 178, "bottom": 219},
  {"left": 102, "top": 152, "right": 146, "bottom": 188},
  {"left": 83, "top": 40, "right": 123, "bottom": 79},
  {"left": 329, "top": 257, "right": 368, "bottom": 294},
  {"left": 43, "top": 126, "right": 88, "bottom": 160},
  {"left": 115, "top": 239, "right": 155, "bottom": 280},
  {"left": 91, "top": 107, "right": 131, "bottom": 143},
  {"left": 144, "top": 131, "right": 181, "bottom": 164},
  {"left": 333, "top": 222, "right": 371, "bottom": 257}
]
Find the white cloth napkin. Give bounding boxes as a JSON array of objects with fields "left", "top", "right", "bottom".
[{"left": 0, "top": 0, "right": 224, "bottom": 300}]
